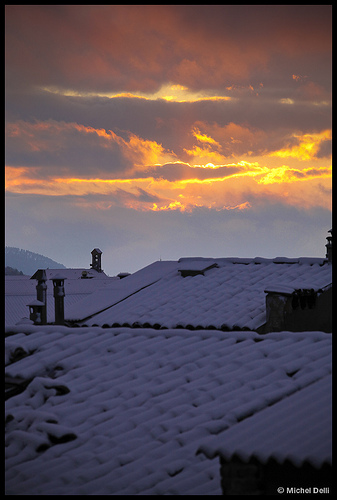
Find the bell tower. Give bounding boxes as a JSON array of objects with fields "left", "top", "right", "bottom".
[{"left": 91, "top": 248, "right": 102, "bottom": 272}]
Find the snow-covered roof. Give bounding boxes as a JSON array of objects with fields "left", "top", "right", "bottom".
[
  {"left": 34, "top": 267, "right": 110, "bottom": 280},
  {"left": 65, "top": 260, "right": 179, "bottom": 322},
  {"left": 198, "top": 373, "right": 332, "bottom": 469},
  {"left": 5, "top": 273, "right": 117, "bottom": 326},
  {"left": 5, "top": 326, "right": 331, "bottom": 495},
  {"left": 65, "top": 257, "right": 331, "bottom": 330}
]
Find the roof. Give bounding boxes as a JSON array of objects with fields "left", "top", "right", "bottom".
[
  {"left": 26, "top": 299, "right": 45, "bottom": 307},
  {"left": 65, "top": 260, "right": 179, "bottom": 322},
  {"left": 198, "top": 373, "right": 332, "bottom": 469},
  {"left": 5, "top": 273, "right": 117, "bottom": 326},
  {"left": 65, "top": 257, "right": 331, "bottom": 330},
  {"left": 31, "top": 268, "right": 109, "bottom": 280},
  {"left": 5, "top": 326, "right": 331, "bottom": 495}
]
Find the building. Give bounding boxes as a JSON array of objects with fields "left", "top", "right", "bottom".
[
  {"left": 64, "top": 255, "right": 332, "bottom": 333},
  {"left": 198, "top": 374, "right": 332, "bottom": 494},
  {"left": 5, "top": 327, "right": 332, "bottom": 495},
  {"left": 5, "top": 249, "right": 116, "bottom": 326},
  {"left": 5, "top": 234, "right": 332, "bottom": 494}
]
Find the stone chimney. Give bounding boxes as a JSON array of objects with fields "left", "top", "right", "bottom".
[
  {"left": 51, "top": 274, "right": 67, "bottom": 325},
  {"left": 90, "top": 248, "right": 102, "bottom": 272},
  {"left": 30, "top": 269, "right": 47, "bottom": 324},
  {"left": 325, "top": 229, "right": 332, "bottom": 263}
]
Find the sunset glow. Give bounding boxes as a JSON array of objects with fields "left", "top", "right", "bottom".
[
  {"left": 39, "top": 83, "right": 234, "bottom": 103},
  {"left": 6, "top": 118, "right": 331, "bottom": 208},
  {"left": 269, "top": 130, "right": 332, "bottom": 161},
  {"left": 5, "top": 5, "right": 331, "bottom": 273}
]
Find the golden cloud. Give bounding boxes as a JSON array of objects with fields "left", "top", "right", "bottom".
[
  {"left": 257, "top": 165, "right": 332, "bottom": 185},
  {"left": 5, "top": 117, "right": 332, "bottom": 214},
  {"left": 269, "top": 130, "right": 331, "bottom": 161},
  {"left": 39, "top": 83, "right": 234, "bottom": 103}
]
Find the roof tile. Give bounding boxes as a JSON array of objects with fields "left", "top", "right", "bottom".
[
  {"left": 69, "top": 258, "right": 331, "bottom": 330},
  {"left": 5, "top": 327, "right": 331, "bottom": 494}
]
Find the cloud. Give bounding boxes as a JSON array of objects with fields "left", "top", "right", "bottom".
[
  {"left": 6, "top": 116, "right": 331, "bottom": 214},
  {"left": 256, "top": 165, "right": 331, "bottom": 185},
  {"left": 5, "top": 5, "right": 332, "bottom": 273},
  {"left": 139, "top": 162, "right": 248, "bottom": 183},
  {"left": 294, "top": 81, "right": 331, "bottom": 104},
  {"left": 5, "top": 84, "right": 332, "bottom": 162},
  {"left": 268, "top": 130, "right": 332, "bottom": 161},
  {"left": 6, "top": 5, "right": 331, "bottom": 94},
  {"left": 5, "top": 119, "right": 177, "bottom": 177},
  {"left": 5, "top": 190, "right": 332, "bottom": 275},
  {"left": 184, "top": 122, "right": 269, "bottom": 159}
]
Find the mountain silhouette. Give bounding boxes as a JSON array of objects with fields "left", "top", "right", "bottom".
[{"left": 5, "top": 247, "right": 66, "bottom": 276}]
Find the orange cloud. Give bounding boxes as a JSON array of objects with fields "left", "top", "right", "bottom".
[
  {"left": 292, "top": 74, "right": 307, "bottom": 82},
  {"left": 54, "top": 122, "right": 170, "bottom": 167},
  {"left": 6, "top": 119, "right": 176, "bottom": 174},
  {"left": 183, "top": 146, "right": 225, "bottom": 164},
  {"left": 257, "top": 165, "right": 332, "bottom": 185},
  {"left": 5, "top": 157, "right": 332, "bottom": 213},
  {"left": 5, "top": 166, "right": 41, "bottom": 187},
  {"left": 183, "top": 126, "right": 225, "bottom": 163},
  {"left": 40, "top": 83, "right": 234, "bottom": 103},
  {"left": 5, "top": 117, "right": 332, "bottom": 215},
  {"left": 269, "top": 130, "right": 331, "bottom": 161},
  {"left": 191, "top": 127, "right": 221, "bottom": 146},
  {"left": 184, "top": 122, "right": 268, "bottom": 160}
]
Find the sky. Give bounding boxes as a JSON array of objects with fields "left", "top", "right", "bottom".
[{"left": 5, "top": 5, "right": 332, "bottom": 276}]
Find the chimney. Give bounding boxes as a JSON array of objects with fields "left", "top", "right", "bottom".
[
  {"left": 325, "top": 229, "right": 332, "bottom": 263},
  {"left": 30, "top": 269, "right": 47, "bottom": 324},
  {"left": 91, "top": 248, "right": 102, "bottom": 272},
  {"left": 51, "top": 274, "right": 67, "bottom": 325},
  {"left": 27, "top": 299, "right": 46, "bottom": 325}
]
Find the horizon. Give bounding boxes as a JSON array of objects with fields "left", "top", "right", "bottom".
[{"left": 5, "top": 6, "right": 332, "bottom": 276}]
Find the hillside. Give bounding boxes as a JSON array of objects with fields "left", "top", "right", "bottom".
[
  {"left": 5, "top": 247, "right": 66, "bottom": 276},
  {"left": 5, "top": 266, "right": 24, "bottom": 276}
]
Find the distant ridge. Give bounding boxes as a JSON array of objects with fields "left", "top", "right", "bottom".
[{"left": 5, "top": 246, "right": 67, "bottom": 276}]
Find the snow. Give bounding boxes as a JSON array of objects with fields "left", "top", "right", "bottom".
[
  {"left": 65, "top": 257, "right": 331, "bottom": 330},
  {"left": 5, "top": 272, "right": 117, "bottom": 326},
  {"left": 198, "top": 374, "right": 332, "bottom": 469},
  {"left": 5, "top": 255, "right": 332, "bottom": 493},
  {"left": 5, "top": 326, "right": 331, "bottom": 495},
  {"left": 6, "top": 257, "right": 331, "bottom": 330},
  {"left": 64, "top": 260, "right": 179, "bottom": 322}
]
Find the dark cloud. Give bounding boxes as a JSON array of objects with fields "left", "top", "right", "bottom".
[
  {"left": 136, "top": 162, "right": 245, "bottom": 182},
  {"left": 5, "top": 5, "right": 331, "bottom": 93},
  {"left": 5, "top": 90, "right": 331, "bottom": 180},
  {"left": 5, "top": 120, "right": 128, "bottom": 177},
  {"left": 6, "top": 88, "right": 331, "bottom": 139},
  {"left": 315, "top": 139, "right": 332, "bottom": 159},
  {"left": 113, "top": 187, "right": 162, "bottom": 206}
]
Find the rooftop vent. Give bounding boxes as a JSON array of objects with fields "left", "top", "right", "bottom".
[
  {"left": 118, "top": 272, "right": 131, "bottom": 279},
  {"left": 178, "top": 259, "right": 218, "bottom": 277}
]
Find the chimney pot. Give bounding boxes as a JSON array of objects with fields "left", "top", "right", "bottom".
[
  {"left": 27, "top": 299, "right": 45, "bottom": 325},
  {"left": 325, "top": 229, "right": 332, "bottom": 263},
  {"left": 30, "top": 269, "right": 47, "bottom": 324},
  {"left": 51, "top": 274, "right": 67, "bottom": 325}
]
